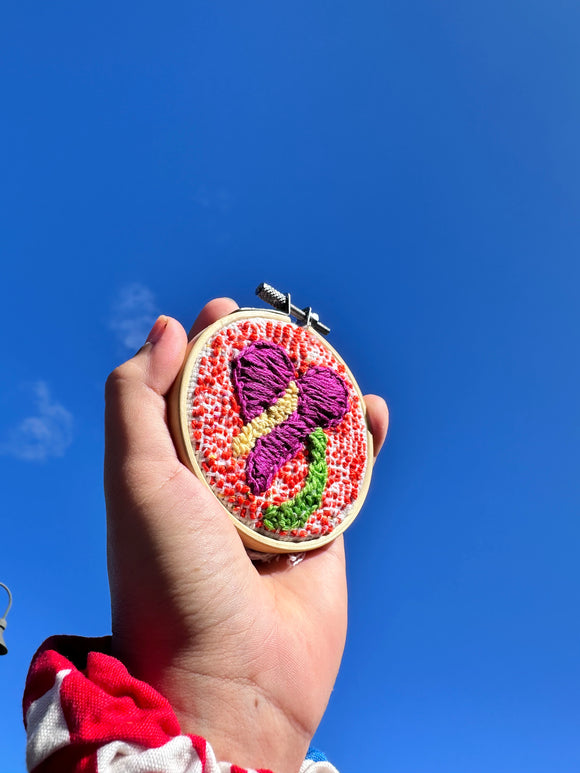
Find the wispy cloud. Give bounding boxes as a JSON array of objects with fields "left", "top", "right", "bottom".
[
  {"left": 109, "top": 283, "right": 159, "bottom": 351},
  {"left": 0, "top": 382, "right": 74, "bottom": 462}
]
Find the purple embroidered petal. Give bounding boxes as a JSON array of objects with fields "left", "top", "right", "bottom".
[
  {"left": 246, "top": 414, "right": 310, "bottom": 494},
  {"left": 231, "top": 341, "right": 295, "bottom": 423},
  {"left": 245, "top": 366, "right": 349, "bottom": 495},
  {"left": 298, "top": 367, "right": 350, "bottom": 428}
]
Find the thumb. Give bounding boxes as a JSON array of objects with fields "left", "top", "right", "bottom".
[
  {"left": 104, "top": 307, "right": 247, "bottom": 565},
  {"left": 104, "top": 315, "right": 188, "bottom": 478},
  {"left": 135, "top": 315, "right": 188, "bottom": 396},
  {"left": 105, "top": 316, "right": 187, "bottom": 467}
]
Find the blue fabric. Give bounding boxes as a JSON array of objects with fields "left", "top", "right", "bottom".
[{"left": 306, "top": 746, "right": 328, "bottom": 762}]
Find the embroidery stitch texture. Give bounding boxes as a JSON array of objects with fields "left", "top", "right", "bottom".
[
  {"left": 262, "top": 428, "right": 328, "bottom": 532},
  {"left": 187, "top": 318, "right": 368, "bottom": 542},
  {"left": 231, "top": 341, "right": 349, "bottom": 495},
  {"left": 232, "top": 380, "right": 299, "bottom": 457}
]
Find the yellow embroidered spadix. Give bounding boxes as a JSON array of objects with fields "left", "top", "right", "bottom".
[{"left": 232, "top": 380, "right": 299, "bottom": 457}]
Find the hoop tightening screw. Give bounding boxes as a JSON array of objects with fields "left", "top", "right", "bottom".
[{"left": 255, "top": 283, "right": 331, "bottom": 336}]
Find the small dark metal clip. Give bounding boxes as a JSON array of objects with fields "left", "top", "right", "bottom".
[{"left": 255, "top": 283, "right": 331, "bottom": 336}]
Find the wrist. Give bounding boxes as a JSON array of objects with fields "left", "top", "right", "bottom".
[
  {"left": 24, "top": 636, "right": 325, "bottom": 773},
  {"left": 111, "top": 640, "right": 314, "bottom": 773},
  {"left": 158, "top": 665, "right": 312, "bottom": 773}
]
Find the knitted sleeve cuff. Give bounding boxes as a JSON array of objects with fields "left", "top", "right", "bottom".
[{"left": 23, "top": 635, "right": 339, "bottom": 773}]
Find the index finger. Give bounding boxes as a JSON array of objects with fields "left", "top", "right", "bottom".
[{"left": 188, "top": 297, "right": 239, "bottom": 340}]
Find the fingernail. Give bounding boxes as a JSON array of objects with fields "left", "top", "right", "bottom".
[{"left": 146, "top": 315, "right": 169, "bottom": 345}]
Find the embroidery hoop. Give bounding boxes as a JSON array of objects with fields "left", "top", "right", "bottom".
[{"left": 169, "top": 306, "right": 374, "bottom": 553}]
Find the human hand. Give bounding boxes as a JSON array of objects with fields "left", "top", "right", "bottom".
[{"left": 104, "top": 298, "right": 389, "bottom": 773}]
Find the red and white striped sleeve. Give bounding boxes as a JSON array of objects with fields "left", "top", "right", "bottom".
[{"left": 23, "top": 636, "right": 339, "bottom": 773}]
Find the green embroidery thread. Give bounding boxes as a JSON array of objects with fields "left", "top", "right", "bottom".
[{"left": 262, "top": 427, "right": 328, "bottom": 532}]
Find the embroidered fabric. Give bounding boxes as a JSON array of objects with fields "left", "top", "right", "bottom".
[{"left": 186, "top": 317, "right": 369, "bottom": 543}]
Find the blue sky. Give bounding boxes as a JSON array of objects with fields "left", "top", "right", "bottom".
[{"left": 1, "top": 2, "right": 580, "bottom": 771}]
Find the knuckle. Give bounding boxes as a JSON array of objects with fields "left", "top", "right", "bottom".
[{"left": 105, "top": 361, "right": 141, "bottom": 401}]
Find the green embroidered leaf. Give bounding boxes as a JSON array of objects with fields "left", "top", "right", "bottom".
[{"left": 262, "top": 428, "right": 328, "bottom": 532}]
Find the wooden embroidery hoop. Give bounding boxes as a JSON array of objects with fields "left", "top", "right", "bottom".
[{"left": 169, "top": 308, "right": 374, "bottom": 553}]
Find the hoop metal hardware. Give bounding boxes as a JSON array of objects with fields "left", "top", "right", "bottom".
[{"left": 255, "top": 283, "right": 331, "bottom": 336}]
